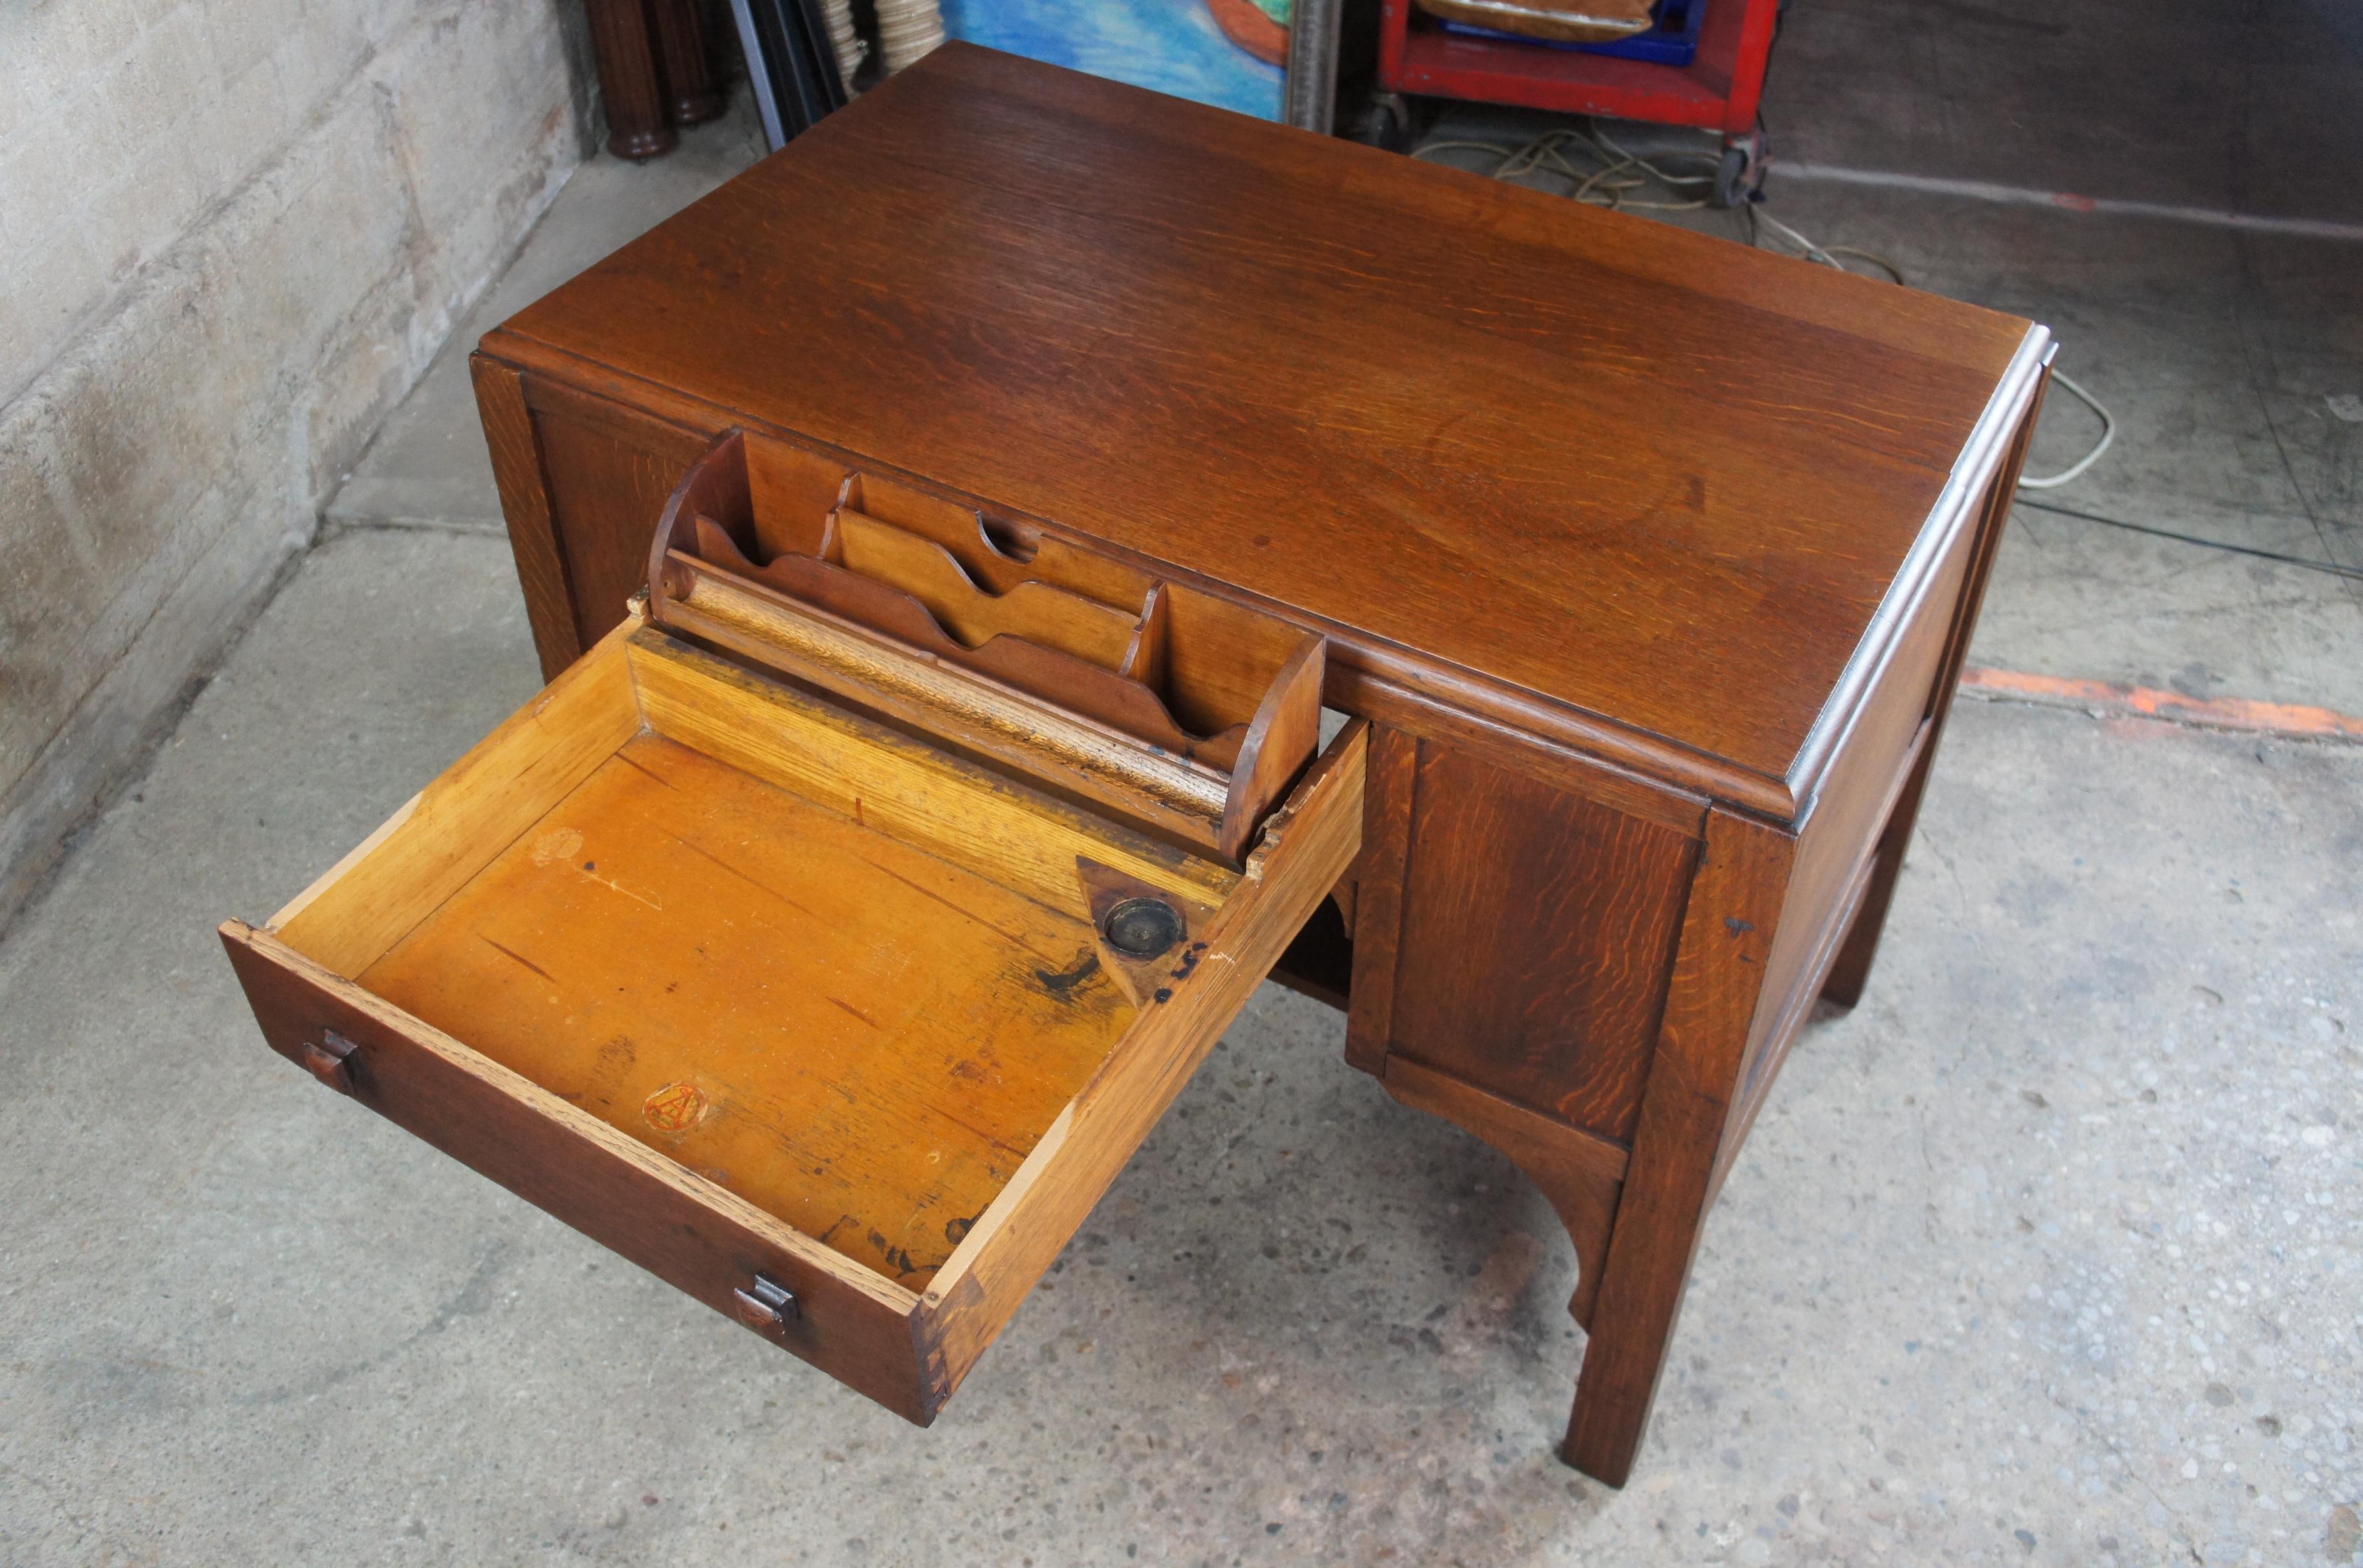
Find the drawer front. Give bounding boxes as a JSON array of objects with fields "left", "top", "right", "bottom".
[
  {"left": 919, "top": 722, "right": 1367, "bottom": 1396},
  {"left": 222, "top": 921, "right": 934, "bottom": 1421}
]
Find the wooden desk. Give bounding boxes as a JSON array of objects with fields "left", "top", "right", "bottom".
[{"left": 466, "top": 44, "right": 2048, "bottom": 1485}]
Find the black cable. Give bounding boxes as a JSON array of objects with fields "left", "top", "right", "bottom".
[{"left": 2013, "top": 497, "right": 2363, "bottom": 582}]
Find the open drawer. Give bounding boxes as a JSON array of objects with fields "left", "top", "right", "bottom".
[{"left": 220, "top": 589, "right": 1363, "bottom": 1423}]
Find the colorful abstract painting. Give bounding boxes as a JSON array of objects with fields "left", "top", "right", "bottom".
[{"left": 940, "top": 0, "right": 1288, "bottom": 121}]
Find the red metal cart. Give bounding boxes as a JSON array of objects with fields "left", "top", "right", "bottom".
[{"left": 1375, "top": 0, "right": 1782, "bottom": 205}]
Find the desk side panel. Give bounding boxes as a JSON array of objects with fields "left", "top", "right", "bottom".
[
  {"left": 522, "top": 377, "right": 713, "bottom": 662},
  {"left": 1350, "top": 732, "right": 1699, "bottom": 1148},
  {"left": 1750, "top": 522, "right": 1973, "bottom": 1048},
  {"left": 1712, "top": 382, "right": 2037, "bottom": 1197}
]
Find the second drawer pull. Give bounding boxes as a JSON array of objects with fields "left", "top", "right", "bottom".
[{"left": 732, "top": 1273, "right": 799, "bottom": 1332}]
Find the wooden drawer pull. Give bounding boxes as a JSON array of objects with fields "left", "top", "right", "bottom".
[
  {"left": 732, "top": 1273, "right": 800, "bottom": 1333},
  {"left": 297, "top": 1029, "right": 359, "bottom": 1095}
]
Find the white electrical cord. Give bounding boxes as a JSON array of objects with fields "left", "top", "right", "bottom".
[
  {"left": 1757, "top": 208, "right": 2117, "bottom": 489},
  {"left": 1412, "top": 126, "right": 1718, "bottom": 211},
  {"left": 1750, "top": 207, "right": 1840, "bottom": 266},
  {"left": 1746, "top": 207, "right": 1905, "bottom": 281},
  {"left": 2014, "top": 370, "right": 2116, "bottom": 489}
]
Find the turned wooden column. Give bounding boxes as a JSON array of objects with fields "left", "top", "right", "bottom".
[
  {"left": 650, "top": 0, "right": 723, "bottom": 126},
  {"left": 585, "top": 0, "right": 719, "bottom": 161}
]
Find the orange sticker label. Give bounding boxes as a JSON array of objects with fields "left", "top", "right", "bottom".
[{"left": 642, "top": 1081, "right": 709, "bottom": 1133}]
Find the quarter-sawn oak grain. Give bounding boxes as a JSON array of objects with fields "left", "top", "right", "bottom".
[
  {"left": 484, "top": 41, "right": 2035, "bottom": 806},
  {"left": 440, "top": 44, "right": 2051, "bottom": 1487}
]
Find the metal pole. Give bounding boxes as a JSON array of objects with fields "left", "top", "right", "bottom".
[{"left": 1284, "top": 0, "right": 1342, "bottom": 134}]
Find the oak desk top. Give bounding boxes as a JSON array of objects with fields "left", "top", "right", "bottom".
[{"left": 485, "top": 42, "right": 2043, "bottom": 818}]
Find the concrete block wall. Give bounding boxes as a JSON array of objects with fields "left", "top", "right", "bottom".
[{"left": 0, "top": 0, "right": 597, "bottom": 928}]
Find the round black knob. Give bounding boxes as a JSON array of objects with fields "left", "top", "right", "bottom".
[{"left": 1101, "top": 897, "right": 1183, "bottom": 960}]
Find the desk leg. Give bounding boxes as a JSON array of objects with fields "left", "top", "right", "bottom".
[
  {"left": 1562, "top": 808, "right": 1791, "bottom": 1486},
  {"left": 472, "top": 355, "right": 582, "bottom": 679}
]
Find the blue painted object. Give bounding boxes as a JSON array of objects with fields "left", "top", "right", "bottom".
[
  {"left": 941, "top": 0, "right": 1284, "bottom": 121},
  {"left": 1436, "top": 0, "right": 1707, "bottom": 68}
]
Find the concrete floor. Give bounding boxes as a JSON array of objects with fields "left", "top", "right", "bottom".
[{"left": 5, "top": 9, "right": 2362, "bottom": 1565}]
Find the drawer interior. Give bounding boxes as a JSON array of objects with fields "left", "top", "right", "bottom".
[
  {"left": 357, "top": 732, "right": 1135, "bottom": 1288},
  {"left": 262, "top": 618, "right": 1247, "bottom": 1295}
]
